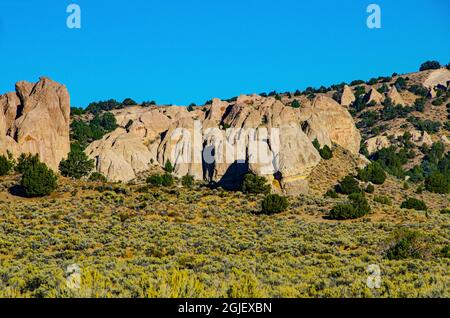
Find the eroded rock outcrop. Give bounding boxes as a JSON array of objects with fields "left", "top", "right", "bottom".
[
  {"left": 340, "top": 85, "right": 355, "bottom": 107},
  {"left": 366, "top": 88, "right": 384, "bottom": 104},
  {"left": 0, "top": 77, "right": 70, "bottom": 170},
  {"left": 387, "top": 86, "right": 406, "bottom": 106},
  {"left": 86, "top": 94, "right": 361, "bottom": 195}
]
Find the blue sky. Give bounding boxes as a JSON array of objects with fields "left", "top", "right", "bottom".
[{"left": 0, "top": 0, "right": 449, "bottom": 107}]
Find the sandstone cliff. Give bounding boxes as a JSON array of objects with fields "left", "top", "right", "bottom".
[
  {"left": 86, "top": 94, "right": 361, "bottom": 195},
  {"left": 0, "top": 77, "right": 70, "bottom": 170}
]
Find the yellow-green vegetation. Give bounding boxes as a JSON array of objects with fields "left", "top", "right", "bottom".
[{"left": 0, "top": 174, "right": 448, "bottom": 298}]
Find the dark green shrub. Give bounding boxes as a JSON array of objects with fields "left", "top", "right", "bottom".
[
  {"left": 89, "top": 172, "right": 107, "bottom": 182},
  {"left": 181, "top": 174, "right": 194, "bottom": 188},
  {"left": 91, "top": 112, "right": 118, "bottom": 132},
  {"left": 21, "top": 161, "right": 57, "bottom": 197},
  {"left": 164, "top": 161, "right": 174, "bottom": 173},
  {"left": 348, "top": 192, "right": 371, "bottom": 215},
  {"left": 374, "top": 195, "right": 392, "bottom": 205},
  {"left": 291, "top": 99, "right": 301, "bottom": 108},
  {"left": 432, "top": 97, "right": 445, "bottom": 106},
  {"left": 261, "top": 194, "right": 288, "bottom": 215},
  {"left": 365, "top": 184, "right": 375, "bottom": 193},
  {"left": 336, "top": 176, "right": 360, "bottom": 194},
  {"left": 0, "top": 154, "right": 13, "bottom": 176},
  {"left": 425, "top": 172, "right": 449, "bottom": 194},
  {"left": 325, "top": 189, "right": 338, "bottom": 198},
  {"left": 59, "top": 149, "right": 94, "bottom": 179},
  {"left": 329, "top": 204, "right": 356, "bottom": 220},
  {"left": 408, "top": 85, "right": 428, "bottom": 98},
  {"left": 161, "top": 173, "right": 174, "bottom": 186},
  {"left": 358, "top": 162, "right": 386, "bottom": 184},
  {"left": 357, "top": 162, "right": 386, "bottom": 185},
  {"left": 319, "top": 145, "right": 333, "bottom": 160},
  {"left": 146, "top": 174, "right": 164, "bottom": 186},
  {"left": 371, "top": 147, "right": 407, "bottom": 178},
  {"left": 242, "top": 173, "right": 270, "bottom": 194},
  {"left": 386, "top": 229, "right": 430, "bottom": 260},
  {"left": 401, "top": 197, "right": 428, "bottom": 211},
  {"left": 122, "top": 98, "right": 137, "bottom": 106},
  {"left": 15, "top": 153, "right": 40, "bottom": 174},
  {"left": 419, "top": 60, "right": 441, "bottom": 71},
  {"left": 329, "top": 193, "right": 370, "bottom": 220}
]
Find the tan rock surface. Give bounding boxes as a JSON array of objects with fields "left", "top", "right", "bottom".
[
  {"left": 340, "top": 85, "right": 355, "bottom": 107},
  {"left": 0, "top": 77, "right": 70, "bottom": 170}
]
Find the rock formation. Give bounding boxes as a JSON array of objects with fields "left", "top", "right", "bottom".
[
  {"left": 0, "top": 77, "right": 70, "bottom": 170},
  {"left": 366, "top": 88, "right": 384, "bottom": 104},
  {"left": 340, "top": 85, "right": 355, "bottom": 107},
  {"left": 387, "top": 86, "right": 405, "bottom": 106},
  {"left": 422, "top": 68, "right": 450, "bottom": 89},
  {"left": 86, "top": 94, "right": 361, "bottom": 195}
]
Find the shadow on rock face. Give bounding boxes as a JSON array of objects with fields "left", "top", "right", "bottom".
[{"left": 214, "top": 160, "right": 249, "bottom": 191}]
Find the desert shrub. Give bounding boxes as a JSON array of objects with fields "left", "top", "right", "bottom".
[
  {"left": 425, "top": 172, "right": 449, "bottom": 194},
  {"left": 385, "top": 229, "right": 431, "bottom": 260},
  {"left": 371, "top": 147, "right": 407, "bottom": 178},
  {"left": 400, "top": 197, "right": 427, "bottom": 211},
  {"left": 146, "top": 174, "right": 162, "bottom": 186},
  {"left": 319, "top": 145, "right": 333, "bottom": 160},
  {"left": 59, "top": 149, "right": 94, "bottom": 179},
  {"left": 161, "top": 173, "right": 174, "bottom": 186},
  {"left": 336, "top": 176, "right": 360, "bottom": 194},
  {"left": 242, "top": 173, "right": 270, "bottom": 194},
  {"left": 394, "top": 77, "right": 407, "bottom": 90},
  {"left": 407, "top": 116, "right": 441, "bottom": 133},
  {"left": 357, "top": 162, "right": 386, "bottom": 185},
  {"left": 122, "top": 98, "right": 137, "bottom": 106},
  {"left": 348, "top": 192, "right": 371, "bottom": 214},
  {"left": 350, "top": 80, "right": 365, "bottom": 86},
  {"left": 0, "top": 155, "right": 13, "bottom": 176},
  {"left": 325, "top": 189, "right": 338, "bottom": 198},
  {"left": 164, "top": 161, "right": 174, "bottom": 173},
  {"left": 365, "top": 184, "right": 375, "bottom": 193},
  {"left": 419, "top": 60, "right": 441, "bottom": 71},
  {"left": 312, "top": 139, "right": 333, "bottom": 160},
  {"left": 89, "top": 172, "right": 107, "bottom": 182},
  {"left": 21, "top": 161, "right": 57, "bottom": 197},
  {"left": 85, "top": 99, "right": 121, "bottom": 114},
  {"left": 329, "top": 204, "right": 356, "bottom": 220},
  {"left": 181, "top": 174, "right": 194, "bottom": 188},
  {"left": 408, "top": 85, "right": 429, "bottom": 97},
  {"left": 15, "top": 153, "right": 40, "bottom": 174},
  {"left": 413, "top": 97, "right": 426, "bottom": 112},
  {"left": 261, "top": 194, "right": 288, "bottom": 215},
  {"left": 91, "top": 112, "right": 118, "bottom": 132},
  {"left": 290, "top": 99, "right": 301, "bottom": 108},
  {"left": 432, "top": 97, "right": 445, "bottom": 106},
  {"left": 146, "top": 174, "right": 163, "bottom": 186},
  {"left": 329, "top": 193, "right": 370, "bottom": 220},
  {"left": 374, "top": 195, "right": 392, "bottom": 205}
]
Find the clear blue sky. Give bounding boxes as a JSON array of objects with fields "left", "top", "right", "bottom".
[{"left": 0, "top": 0, "right": 449, "bottom": 107}]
